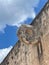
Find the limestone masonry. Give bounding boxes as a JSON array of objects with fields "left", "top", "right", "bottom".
[{"left": 0, "top": 1, "right": 49, "bottom": 65}]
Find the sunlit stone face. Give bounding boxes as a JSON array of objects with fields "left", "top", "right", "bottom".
[
  {"left": 17, "top": 24, "right": 39, "bottom": 45},
  {"left": 17, "top": 24, "right": 36, "bottom": 44}
]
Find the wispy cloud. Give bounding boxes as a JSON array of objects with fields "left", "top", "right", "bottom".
[
  {"left": 0, "top": 46, "right": 12, "bottom": 63},
  {"left": 0, "top": 0, "right": 39, "bottom": 32}
]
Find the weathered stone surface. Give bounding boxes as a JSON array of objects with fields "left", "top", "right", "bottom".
[{"left": 0, "top": 1, "right": 49, "bottom": 65}]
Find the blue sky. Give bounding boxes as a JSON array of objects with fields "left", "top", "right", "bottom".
[{"left": 0, "top": 0, "right": 48, "bottom": 63}]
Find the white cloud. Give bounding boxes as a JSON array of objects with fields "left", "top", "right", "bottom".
[
  {"left": 0, "top": 0, "right": 39, "bottom": 31},
  {"left": 0, "top": 46, "right": 12, "bottom": 63}
]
